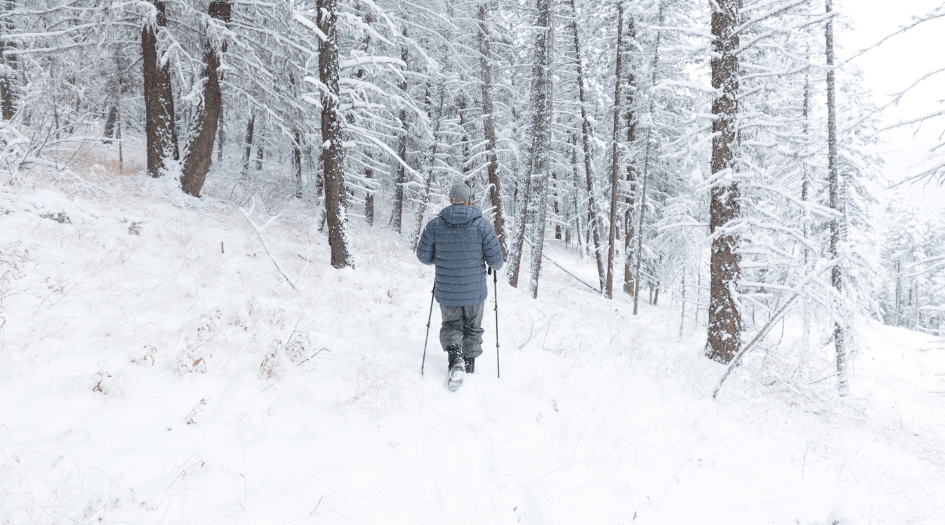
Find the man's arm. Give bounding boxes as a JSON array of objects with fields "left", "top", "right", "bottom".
[
  {"left": 480, "top": 219, "right": 504, "bottom": 271},
  {"left": 416, "top": 219, "right": 436, "bottom": 265}
]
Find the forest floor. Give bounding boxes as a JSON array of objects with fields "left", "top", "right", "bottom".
[{"left": 2, "top": 143, "right": 945, "bottom": 524}]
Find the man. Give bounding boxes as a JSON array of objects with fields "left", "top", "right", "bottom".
[{"left": 416, "top": 182, "right": 504, "bottom": 391}]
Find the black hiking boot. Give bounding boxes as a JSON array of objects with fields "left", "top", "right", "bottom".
[
  {"left": 447, "top": 345, "right": 465, "bottom": 391},
  {"left": 465, "top": 357, "right": 475, "bottom": 374}
]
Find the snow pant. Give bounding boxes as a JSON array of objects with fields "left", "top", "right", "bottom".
[{"left": 439, "top": 302, "right": 485, "bottom": 359}]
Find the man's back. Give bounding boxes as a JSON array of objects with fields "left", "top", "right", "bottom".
[{"left": 416, "top": 204, "right": 504, "bottom": 307}]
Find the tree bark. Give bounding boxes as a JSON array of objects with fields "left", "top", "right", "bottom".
[
  {"left": 0, "top": 0, "right": 18, "bottom": 120},
  {"left": 553, "top": 171, "right": 561, "bottom": 240},
  {"left": 142, "top": 0, "right": 179, "bottom": 178},
  {"left": 458, "top": 95, "right": 471, "bottom": 184},
  {"left": 633, "top": 3, "right": 663, "bottom": 316},
  {"left": 364, "top": 149, "right": 374, "bottom": 224},
  {"left": 507, "top": 156, "right": 533, "bottom": 288},
  {"left": 294, "top": 128, "right": 303, "bottom": 199},
  {"left": 605, "top": 2, "right": 626, "bottom": 300},
  {"left": 894, "top": 259, "right": 902, "bottom": 326},
  {"left": 181, "top": 0, "right": 230, "bottom": 197},
  {"left": 623, "top": 16, "right": 637, "bottom": 295},
  {"left": 508, "top": 0, "right": 555, "bottom": 290},
  {"left": 570, "top": 133, "right": 586, "bottom": 258},
  {"left": 526, "top": 0, "right": 554, "bottom": 299},
  {"left": 826, "top": 0, "right": 846, "bottom": 393},
  {"left": 568, "top": 0, "right": 605, "bottom": 292},
  {"left": 103, "top": 106, "right": 118, "bottom": 142},
  {"left": 705, "top": 0, "right": 742, "bottom": 363},
  {"left": 391, "top": 28, "right": 409, "bottom": 233},
  {"left": 241, "top": 115, "right": 254, "bottom": 179},
  {"left": 319, "top": 0, "right": 352, "bottom": 268},
  {"left": 217, "top": 107, "right": 225, "bottom": 162},
  {"left": 478, "top": 2, "right": 508, "bottom": 258},
  {"left": 412, "top": 81, "right": 445, "bottom": 249},
  {"left": 801, "top": 55, "right": 812, "bottom": 353}
]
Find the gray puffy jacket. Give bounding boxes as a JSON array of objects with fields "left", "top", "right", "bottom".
[{"left": 416, "top": 205, "right": 504, "bottom": 306}]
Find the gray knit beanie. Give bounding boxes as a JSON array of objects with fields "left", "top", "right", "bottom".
[{"left": 449, "top": 182, "right": 471, "bottom": 204}]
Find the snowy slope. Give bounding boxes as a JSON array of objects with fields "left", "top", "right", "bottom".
[{"left": 1, "top": 156, "right": 944, "bottom": 524}]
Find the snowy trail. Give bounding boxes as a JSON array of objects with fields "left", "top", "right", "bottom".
[{"left": 2, "top": 166, "right": 945, "bottom": 524}]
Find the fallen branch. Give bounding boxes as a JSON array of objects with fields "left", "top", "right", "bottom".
[
  {"left": 712, "top": 295, "right": 799, "bottom": 399},
  {"left": 523, "top": 238, "right": 600, "bottom": 293},
  {"left": 240, "top": 199, "right": 298, "bottom": 290},
  {"left": 712, "top": 260, "right": 838, "bottom": 399}
]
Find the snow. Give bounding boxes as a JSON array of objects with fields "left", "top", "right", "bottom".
[{"left": 2, "top": 146, "right": 945, "bottom": 524}]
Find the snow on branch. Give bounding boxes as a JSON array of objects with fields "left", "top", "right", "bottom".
[
  {"left": 293, "top": 11, "right": 327, "bottom": 42},
  {"left": 840, "top": 1, "right": 945, "bottom": 67}
]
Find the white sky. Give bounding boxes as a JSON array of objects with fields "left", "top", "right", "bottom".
[{"left": 841, "top": 0, "right": 945, "bottom": 210}]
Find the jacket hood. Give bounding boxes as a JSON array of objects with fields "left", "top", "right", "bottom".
[{"left": 439, "top": 204, "right": 482, "bottom": 226}]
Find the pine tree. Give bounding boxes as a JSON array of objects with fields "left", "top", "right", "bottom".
[
  {"left": 526, "top": 0, "right": 555, "bottom": 299},
  {"left": 142, "top": 0, "right": 179, "bottom": 178},
  {"left": 318, "top": 0, "right": 352, "bottom": 268},
  {"left": 181, "top": 1, "right": 231, "bottom": 197},
  {"left": 705, "top": 0, "right": 742, "bottom": 364}
]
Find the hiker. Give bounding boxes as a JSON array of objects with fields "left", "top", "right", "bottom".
[{"left": 416, "top": 182, "right": 504, "bottom": 390}]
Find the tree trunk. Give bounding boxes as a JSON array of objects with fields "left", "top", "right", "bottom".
[
  {"left": 679, "top": 273, "right": 686, "bottom": 339},
  {"left": 256, "top": 142, "right": 263, "bottom": 171},
  {"left": 294, "top": 129, "right": 303, "bottom": 199},
  {"left": 354, "top": 4, "right": 374, "bottom": 220},
  {"left": 632, "top": 134, "right": 651, "bottom": 315},
  {"left": 801, "top": 57, "right": 812, "bottom": 354},
  {"left": 526, "top": 0, "right": 554, "bottom": 299},
  {"left": 914, "top": 280, "right": 920, "bottom": 330},
  {"left": 623, "top": 16, "right": 638, "bottom": 295},
  {"left": 364, "top": 150, "right": 374, "bottom": 224},
  {"left": 117, "top": 104, "right": 123, "bottom": 171},
  {"left": 217, "top": 107, "right": 225, "bottom": 162},
  {"left": 506, "top": 145, "right": 533, "bottom": 286},
  {"left": 507, "top": 5, "right": 556, "bottom": 291},
  {"left": 412, "top": 81, "right": 446, "bottom": 249},
  {"left": 241, "top": 115, "right": 254, "bottom": 179},
  {"left": 633, "top": 3, "right": 663, "bottom": 316},
  {"left": 0, "top": 0, "right": 18, "bottom": 120},
  {"left": 142, "top": 0, "right": 179, "bottom": 178},
  {"left": 391, "top": 29, "right": 409, "bottom": 234},
  {"left": 605, "top": 2, "right": 626, "bottom": 300},
  {"left": 553, "top": 171, "right": 561, "bottom": 240},
  {"left": 181, "top": 0, "right": 230, "bottom": 197},
  {"left": 319, "top": 0, "right": 352, "bottom": 268},
  {"left": 569, "top": 0, "right": 605, "bottom": 291},
  {"left": 705, "top": 0, "right": 742, "bottom": 363},
  {"left": 894, "top": 259, "right": 902, "bottom": 326},
  {"left": 825, "top": 0, "right": 846, "bottom": 393},
  {"left": 570, "top": 133, "right": 586, "bottom": 258},
  {"left": 103, "top": 106, "right": 118, "bottom": 142},
  {"left": 458, "top": 95, "right": 471, "bottom": 184},
  {"left": 478, "top": 2, "right": 508, "bottom": 258}
]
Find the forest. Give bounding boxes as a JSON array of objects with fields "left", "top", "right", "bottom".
[
  {"left": 4, "top": 1, "right": 945, "bottom": 523},
  {"left": 2, "top": 0, "right": 945, "bottom": 392}
]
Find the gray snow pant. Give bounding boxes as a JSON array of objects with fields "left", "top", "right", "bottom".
[{"left": 439, "top": 302, "right": 485, "bottom": 358}]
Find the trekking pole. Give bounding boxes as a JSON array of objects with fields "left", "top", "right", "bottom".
[
  {"left": 421, "top": 284, "right": 436, "bottom": 376},
  {"left": 493, "top": 268, "right": 500, "bottom": 379}
]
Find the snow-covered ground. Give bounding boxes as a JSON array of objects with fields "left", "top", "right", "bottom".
[{"left": 2, "top": 147, "right": 944, "bottom": 524}]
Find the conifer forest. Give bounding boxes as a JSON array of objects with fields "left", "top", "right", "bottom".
[{"left": 2, "top": 0, "right": 945, "bottom": 522}]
